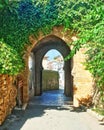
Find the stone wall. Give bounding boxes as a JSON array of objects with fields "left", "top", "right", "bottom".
[
  {"left": 27, "top": 26, "right": 94, "bottom": 106},
  {"left": 42, "top": 70, "right": 59, "bottom": 91},
  {"left": 0, "top": 75, "right": 17, "bottom": 125},
  {"left": 72, "top": 48, "right": 94, "bottom": 107},
  {"left": 0, "top": 26, "right": 95, "bottom": 125}
]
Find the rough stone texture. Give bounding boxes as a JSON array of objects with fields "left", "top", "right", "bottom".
[
  {"left": 0, "top": 74, "right": 17, "bottom": 125},
  {"left": 72, "top": 48, "right": 94, "bottom": 107},
  {"left": 42, "top": 70, "right": 59, "bottom": 91}
]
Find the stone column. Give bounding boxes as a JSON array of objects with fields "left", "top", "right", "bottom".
[
  {"left": 64, "top": 59, "right": 73, "bottom": 97},
  {"left": 34, "top": 54, "right": 42, "bottom": 96}
]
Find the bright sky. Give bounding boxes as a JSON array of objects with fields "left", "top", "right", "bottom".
[{"left": 46, "top": 49, "right": 62, "bottom": 60}]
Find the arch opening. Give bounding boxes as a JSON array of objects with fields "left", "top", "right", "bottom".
[
  {"left": 30, "top": 35, "right": 73, "bottom": 99},
  {"left": 42, "top": 49, "right": 64, "bottom": 90}
]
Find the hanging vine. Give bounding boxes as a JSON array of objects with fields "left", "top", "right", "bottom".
[{"left": 0, "top": 0, "right": 104, "bottom": 102}]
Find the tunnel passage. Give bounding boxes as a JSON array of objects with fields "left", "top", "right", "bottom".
[{"left": 31, "top": 35, "right": 73, "bottom": 98}]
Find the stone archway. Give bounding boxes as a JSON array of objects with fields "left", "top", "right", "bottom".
[
  {"left": 18, "top": 26, "right": 93, "bottom": 107},
  {"left": 31, "top": 35, "right": 73, "bottom": 98}
]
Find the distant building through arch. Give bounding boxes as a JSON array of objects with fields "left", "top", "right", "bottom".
[
  {"left": 31, "top": 35, "right": 73, "bottom": 98},
  {"left": 42, "top": 50, "right": 64, "bottom": 88}
]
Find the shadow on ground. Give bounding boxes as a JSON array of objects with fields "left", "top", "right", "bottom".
[
  {"left": 1, "top": 88, "right": 103, "bottom": 130},
  {"left": 0, "top": 89, "right": 72, "bottom": 130}
]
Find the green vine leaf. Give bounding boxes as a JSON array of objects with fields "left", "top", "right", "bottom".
[{"left": 0, "top": 0, "right": 104, "bottom": 101}]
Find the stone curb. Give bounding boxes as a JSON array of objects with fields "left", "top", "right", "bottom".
[
  {"left": 14, "top": 103, "right": 28, "bottom": 111},
  {"left": 87, "top": 109, "right": 104, "bottom": 122}
]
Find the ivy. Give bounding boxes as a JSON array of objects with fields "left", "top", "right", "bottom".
[
  {"left": 0, "top": 0, "right": 104, "bottom": 102},
  {"left": 0, "top": 39, "right": 24, "bottom": 75},
  {"left": 0, "top": 0, "right": 9, "bottom": 9},
  {"left": 65, "top": 0, "right": 104, "bottom": 103}
]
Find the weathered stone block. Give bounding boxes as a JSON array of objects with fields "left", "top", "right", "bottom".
[
  {"left": 42, "top": 70, "right": 59, "bottom": 91},
  {"left": 0, "top": 75, "right": 17, "bottom": 125}
]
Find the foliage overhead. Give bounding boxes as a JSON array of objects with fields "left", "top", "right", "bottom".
[
  {"left": 0, "top": 0, "right": 104, "bottom": 100},
  {"left": 0, "top": 39, "right": 24, "bottom": 75}
]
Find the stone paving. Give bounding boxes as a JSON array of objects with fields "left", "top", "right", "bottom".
[
  {"left": 0, "top": 89, "right": 104, "bottom": 130},
  {"left": 31, "top": 89, "right": 72, "bottom": 106}
]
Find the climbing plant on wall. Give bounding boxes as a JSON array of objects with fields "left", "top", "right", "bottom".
[
  {"left": 0, "top": 0, "right": 9, "bottom": 9},
  {"left": 0, "top": 0, "right": 104, "bottom": 101},
  {"left": 68, "top": 0, "right": 104, "bottom": 102},
  {"left": 0, "top": 39, "right": 24, "bottom": 75},
  {"left": 65, "top": 0, "right": 104, "bottom": 103}
]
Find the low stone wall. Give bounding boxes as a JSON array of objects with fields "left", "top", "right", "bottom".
[
  {"left": 0, "top": 75, "right": 17, "bottom": 125},
  {"left": 42, "top": 70, "right": 59, "bottom": 91}
]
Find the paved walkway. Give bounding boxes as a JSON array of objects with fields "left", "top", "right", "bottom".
[{"left": 0, "top": 89, "right": 104, "bottom": 130}]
